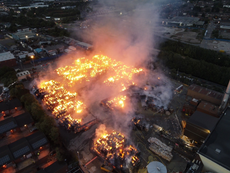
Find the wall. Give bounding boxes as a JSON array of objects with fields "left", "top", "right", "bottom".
[
  {"left": 0, "top": 59, "right": 16, "bottom": 68},
  {"left": 199, "top": 154, "right": 230, "bottom": 173}
]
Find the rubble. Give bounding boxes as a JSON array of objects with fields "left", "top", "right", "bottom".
[{"left": 148, "top": 137, "right": 173, "bottom": 162}]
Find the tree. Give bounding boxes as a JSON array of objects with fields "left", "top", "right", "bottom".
[
  {"left": 55, "top": 147, "right": 64, "bottom": 161},
  {"left": 31, "top": 102, "right": 46, "bottom": 122},
  {"left": 49, "top": 127, "right": 60, "bottom": 145},
  {"left": 0, "top": 66, "right": 17, "bottom": 86},
  {"left": 21, "top": 93, "right": 36, "bottom": 112},
  {"left": 38, "top": 116, "right": 56, "bottom": 135},
  {"left": 10, "top": 84, "right": 29, "bottom": 99}
]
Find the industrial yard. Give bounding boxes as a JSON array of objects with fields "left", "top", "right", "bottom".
[{"left": 28, "top": 55, "right": 193, "bottom": 173}]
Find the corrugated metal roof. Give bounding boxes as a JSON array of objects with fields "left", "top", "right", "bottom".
[
  {"left": 0, "top": 121, "right": 17, "bottom": 134},
  {"left": 32, "top": 138, "right": 47, "bottom": 149},
  {"left": 0, "top": 51, "right": 15, "bottom": 62},
  {"left": 13, "top": 146, "right": 30, "bottom": 158},
  {"left": 0, "top": 155, "right": 10, "bottom": 165}
]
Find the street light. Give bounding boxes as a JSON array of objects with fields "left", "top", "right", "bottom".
[{"left": 31, "top": 55, "right": 35, "bottom": 66}]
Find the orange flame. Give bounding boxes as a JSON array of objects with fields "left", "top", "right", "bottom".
[
  {"left": 56, "top": 55, "right": 143, "bottom": 90},
  {"left": 39, "top": 80, "right": 85, "bottom": 121}
]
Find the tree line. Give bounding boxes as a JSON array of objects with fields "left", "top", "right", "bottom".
[
  {"left": 157, "top": 51, "right": 230, "bottom": 86},
  {"left": 159, "top": 40, "right": 230, "bottom": 67}
]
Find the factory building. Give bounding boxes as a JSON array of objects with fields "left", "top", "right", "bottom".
[
  {"left": 198, "top": 107, "right": 230, "bottom": 173},
  {"left": 187, "top": 84, "right": 223, "bottom": 106},
  {"left": 11, "top": 29, "right": 36, "bottom": 40},
  {"left": 0, "top": 51, "right": 16, "bottom": 68},
  {"left": 196, "top": 101, "right": 219, "bottom": 117},
  {"left": 184, "top": 111, "right": 219, "bottom": 145},
  {"left": 161, "top": 17, "right": 204, "bottom": 27}
]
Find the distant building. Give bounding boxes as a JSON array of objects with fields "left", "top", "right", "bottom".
[
  {"left": 18, "top": 4, "right": 49, "bottom": 9},
  {"left": 162, "top": 16, "right": 204, "bottom": 27},
  {"left": 197, "top": 101, "right": 219, "bottom": 117},
  {"left": 12, "top": 29, "right": 36, "bottom": 40},
  {"left": 0, "top": 51, "right": 16, "bottom": 67},
  {"left": 61, "top": 6, "right": 76, "bottom": 9},
  {"left": 187, "top": 84, "right": 223, "bottom": 106},
  {"left": 16, "top": 70, "right": 31, "bottom": 81},
  {"left": 198, "top": 107, "right": 230, "bottom": 173}
]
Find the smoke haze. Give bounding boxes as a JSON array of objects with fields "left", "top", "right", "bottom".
[{"left": 34, "top": 0, "right": 173, "bottom": 147}]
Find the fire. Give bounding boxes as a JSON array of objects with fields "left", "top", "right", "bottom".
[
  {"left": 39, "top": 80, "right": 85, "bottom": 119},
  {"left": 106, "top": 95, "right": 127, "bottom": 109},
  {"left": 93, "top": 131, "right": 139, "bottom": 167},
  {"left": 56, "top": 55, "right": 143, "bottom": 90}
]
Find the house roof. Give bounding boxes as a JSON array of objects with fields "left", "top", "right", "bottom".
[
  {"left": 0, "top": 131, "right": 49, "bottom": 162},
  {"left": 0, "top": 98, "right": 22, "bottom": 112},
  {"left": 8, "top": 138, "right": 32, "bottom": 159},
  {"left": 187, "top": 111, "right": 219, "bottom": 131},
  {"left": 0, "top": 52, "right": 15, "bottom": 62},
  {"left": 198, "top": 107, "right": 230, "bottom": 170},
  {"left": 14, "top": 112, "right": 34, "bottom": 127},
  {"left": 26, "top": 131, "right": 48, "bottom": 150},
  {"left": 0, "top": 117, "right": 17, "bottom": 134},
  {"left": 0, "top": 145, "right": 14, "bottom": 166},
  {"left": 188, "top": 84, "right": 223, "bottom": 101}
]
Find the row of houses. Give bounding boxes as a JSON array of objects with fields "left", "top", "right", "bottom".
[
  {"left": 0, "top": 131, "right": 49, "bottom": 168},
  {"left": 0, "top": 97, "right": 52, "bottom": 172},
  {"left": 0, "top": 112, "right": 34, "bottom": 139}
]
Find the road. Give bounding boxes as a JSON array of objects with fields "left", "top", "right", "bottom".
[{"left": 203, "top": 21, "right": 216, "bottom": 39}]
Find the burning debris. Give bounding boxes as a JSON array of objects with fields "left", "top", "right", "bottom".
[
  {"left": 56, "top": 55, "right": 144, "bottom": 90},
  {"left": 92, "top": 131, "right": 140, "bottom": 170},
  {"left": 132, "top": 117, "right": 150, "bottom": 131},
  {"left": 148, "top": 137, "right": 173, "bottom": 162},
  {"left": 38, "top": 80, "right": 86, "bottom": 119},
  {"left": 100, "top": 95, "right": 128, "bottom": 111}
]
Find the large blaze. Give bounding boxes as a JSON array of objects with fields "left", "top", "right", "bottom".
[
  {"left": 93, "top": 131, "right": 139, "bottom": 168},
  {"left": 56, "top": 55, "right": 143, "bottom": 90},
  {"left": 38, "top": 80, "right": 85, "bottom": 120},
  {"left": 36, "top": 54, "right": 142, "bottom": 168}
]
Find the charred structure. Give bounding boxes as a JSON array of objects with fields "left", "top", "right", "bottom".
[{"left": 92, "top": 131, "right": 140, "bottom": 172}]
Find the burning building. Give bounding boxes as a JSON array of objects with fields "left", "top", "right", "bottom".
[{"left": 92, "top": 130, "right": 140, "bottom": 171}]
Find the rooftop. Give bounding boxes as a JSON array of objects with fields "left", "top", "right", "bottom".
[
  {"left": 0, "top": 117, "right": 17, "bottom": 134},
  {"left": 26, "top": 131, "right": 48, "bottom": 150},
  {"left": 0, "top": 51, "right": 15, "bottom": 62},
  {"left": 0, "top": 145, "right": 14, "bottom": 166},
  {"left": 188, "top": 84, "right": 223, "bottom": 101},
  {"left": 14, "top": 112, "right": 34, "bottom": 127},
  {"left": 188, "top": 111, "right": 219, "bottom": 131},
  {"left": 197, "top": 101, "right": 219, "bottom": 117},
  {"left": 198, "top": 107, "right": 230, "bottom": 170},
  {"left": 0, "top": 98, "right": 22, "bottom": 112},
  {"left": 8, "top": 137, "right": 32, "bottom": 159}
]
